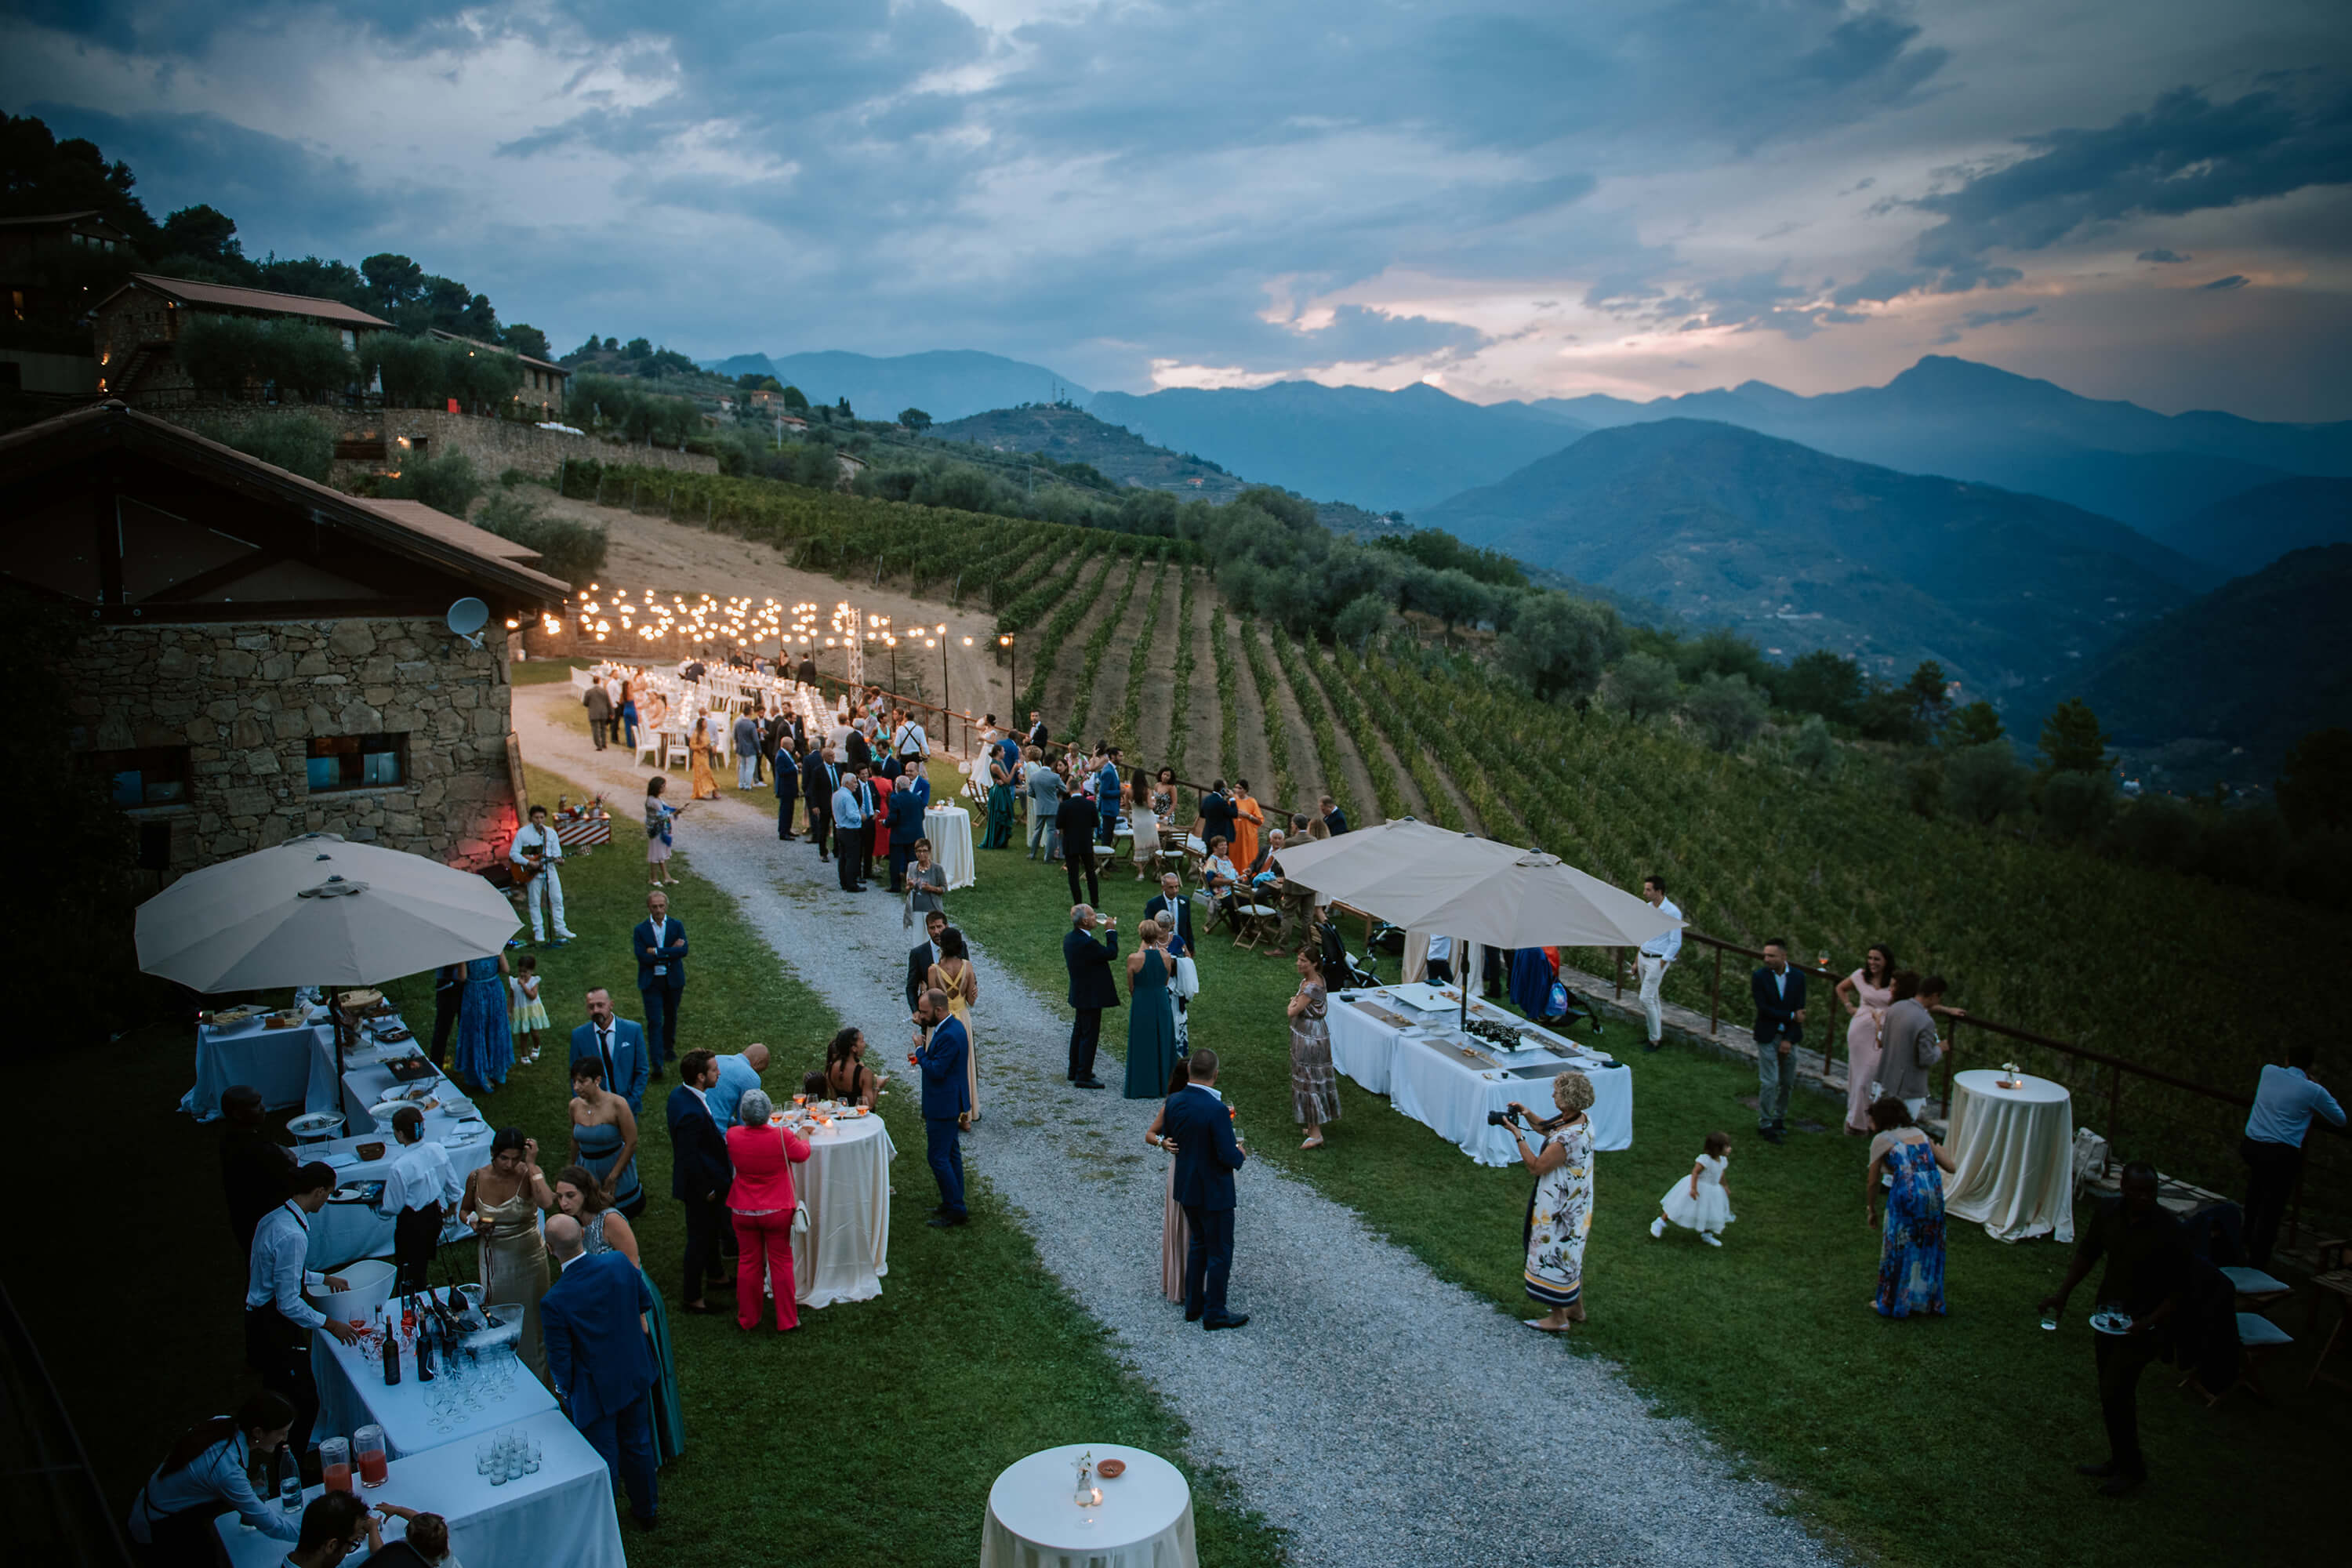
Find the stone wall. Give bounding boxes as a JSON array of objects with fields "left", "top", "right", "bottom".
[
  {"left": 67, "top": 615, "right": 521, "bottom": 874},
  {"left": 164, "top": 404, "right": 718, "bottom": 487}
]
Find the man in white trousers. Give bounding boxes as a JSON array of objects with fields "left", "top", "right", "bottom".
[
  {"left": 510, "top": 803, "right": 575, "bottom": 946},
  {"left": 1638, "top": 874, "right": 1681, "bottom": 1052}
]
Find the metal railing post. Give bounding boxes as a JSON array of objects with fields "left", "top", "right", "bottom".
[
  {"left": 1709, "top": 944, "right": 1722, "bottom": 1037},
  {"left": 2107, "top": 1064, "right": 2123, "bottom": 1174}
]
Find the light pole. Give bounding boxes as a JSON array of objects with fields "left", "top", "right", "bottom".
[{"left": 1000, "top": 633, "right": 1015, "bottom": 713}]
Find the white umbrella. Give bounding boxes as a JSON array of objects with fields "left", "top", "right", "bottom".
[{"left": 136, "top": 833, "right": 519, "bottom": 995}]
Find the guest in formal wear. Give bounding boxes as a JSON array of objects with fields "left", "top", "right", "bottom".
[
  {"left": 510, "top": 803, "right": 576, "bottom": 946},
  {"left": 541, "top": 1215, "right": 661, "bottom": 1530},
  {"left": 429, "top": 962, "right": 466, "bottom": 1069},
  {"left": 804, "top": 746, "right": 837, "bottom": 861},
  {"left": 1650, "top": 1131, "right": 1737, "bottom": 1246},
  {"left": 1833, "top": 944, "right": 1898, "bottom": 1133},
  {"left": 583, "top": 681, "right": 612, "bottom": 750},
  {"left": 927, "top": 926, "right": 982, "bottom": 1122},
  {"left": 616, "top": 680, "right": 640, "bottom": 749},
  {"left": 127, "top": 1392, "right": 300, "bottom": 1560},
  {"left": 219, "top": 1084, "right": 295, "bottom": 1259},
  {"left": 709, "top": 1043, "right": 771, "bottom": 1128},
  {"left": 245, "top": 1163, "right": 358, "bottom": 1466},
  {"left": 1287, "top": 946, "right": 1341, "bottom": 1149},
  {"left": 1635, "top": 876, "right": 1682, "bottom": 1053},
  {"left": 1025, "top": 747, "right": 1064, "bottom": 859},
  {"left": 1319, "top": 793, "right": 1348, "bottom": 837},
  {"left": 2038, "top": 1163, "right": 2190, "bottom": 1497},
  {"left": 571, "top": 987, "right": 650, "bottom": 1114},
  {"left": 824, "top": 1028, "right": 880, "bottom": 1107},
  {"left": 1200, "top": 838, "right": 1240, "bottom": 921},
  {"left": 732, "top": 710, "right": 763, "bottom": 790},
  {"left": 452, "top": 949, "right": 512, "bottom": 1096},
  {"left": 460, "top": 1131, "right": 554, "bottom": 1384},
  {"left": 1143, "top": 871, "right": 1195, "bottom": 957},
  {"left": 904, "top": 838, "right": 948, "bottom": 929},
  {"left": 635, "top": 890, "right": 688, "bottom": 1078},
  {"left": 554, "top": 1166, "right": 683, "bottom": 1467},
  {"left": 1143, "top": 1060, "right": 1195, "bottom": 1305},
  {"left": 910, "top": 989, "right": 971, "bottom": 1226},
  {"left": 688, "top": 716, "right": 721, "bottom": 800},
  {"left": 1749, "top": 939, "right": 1807, "bottom": 1144},
  {"left": 724, "top": 1089, "right": 811, "bottom": 1332},
  {"left": 2240, "top": 1045, "right": 2345, "bottom": 1269},
  {"left": 773, "top": 739, "right": 801, "bottom": 841},
  {"left": 1058, "top": 783, "right": 1102, "bottom": 906},
  {"left": 568, "top": 1058, "right": 644, "bottom": 1219},
  {"left": 1230, "top": 779, "right": 1264, "bottom": 870},
  {"left": 644, "top": 776, "right": 684, "bottom": 889},
  {"left": 1065, "top": 904, "right": 1120, "bottom": 1090},
  {"left": 1877, "top": 972, "right": 1947, "bottom": 1120},
  {"left": 1166, "top": 1049, "right": 1248, "bottom": 1329},
  {"left": 1263, "top": 832, "right": 1316, "bottom": 952},
  {"left": 379, "top": 1105, "right": 463, "bottom": 1292},
  {"left": 983, "top": 746, "right": 1018, "bottom": 849},
  {"left": 831, "top": 767, "right": 869, "bottom": 892},
  {"left": 1866, "top": 1098, "right": 1955, "bottom": 1318},
  {"left": 1508, "top": 1071, "right": 1595, "bottom": 1331},
  {"left": 906, "top": 909, "right": 948, "bottom": 1013},
  {"left": 1122, "top": 918, "right": 1180, "bottom": 1100},
  {"left": 666, "top": 1050, "right": 734, "bottom": 1312}
]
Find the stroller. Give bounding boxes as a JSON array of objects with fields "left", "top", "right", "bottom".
[{"left": 1316, "top": 918, "right": 1380, "bottom": 992}]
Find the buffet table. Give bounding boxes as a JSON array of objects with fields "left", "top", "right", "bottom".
[
  {"left": 183, "top": 1009, "right": 332, "bottom": 1120},
  {"left": 925, "top": 804, "right": 977, "bottom": 890},
  {"left": 1330, "top": 987, "right": 1632, "bottom": 1163},
  {"left": 312, "top": 1289, "right": 557, "bottom": 1459},
  {"left": 297, "top": 1023, "right": 495, "bottom": 1269},
  {"left": 216, "top": 1409, "right": 623, "bottom": 1568},
  {"left": 1942, "top": 1069, "right": 2076, "bottom": 1243},
  {"left": 981, "top": 1443, "right": 1196, "bottom": 1568}
]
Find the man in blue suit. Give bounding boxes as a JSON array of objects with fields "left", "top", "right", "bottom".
[
  {"left": 569, "top": 987, "right": 649, "bottom": 1113},
  {"left": 909, "top": 988, "right": 971, "bottom": 1227},
  {"left": 540, "top": 1215, "right": 659, "bottom": 1530},
  {"left": 634, "top": 890, "right": 688, "bottom": 1077},
  {"left": 804, "top": 746, "right": 837, "bottom": 861},
  {"left": 885, "top": 771, "right": 927, "bottom": 893},
  {"left": 665, "top": 1049, "right": 733, "bottom": 1311},
  {"left": 1163, "top": 1047, "right": 1248, "bottom": 1330},
  {"left": 772, "top": 739, "right": 800, "bottom": 840},
  {"left": 1095, "top": 747, "right": 1122, "bottom": 848}
]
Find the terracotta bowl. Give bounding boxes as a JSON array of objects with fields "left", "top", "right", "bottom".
[{"left": 1095, "top": 1459, "right": 1127, "bottom": 1479}]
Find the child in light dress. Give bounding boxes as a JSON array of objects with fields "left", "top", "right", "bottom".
[
  {"left": 1650, "top": 1131, "right": 1736, "bottom": 1247},
  {"left": 509, "top": 955, "right": 549, "bottom": 1063}
]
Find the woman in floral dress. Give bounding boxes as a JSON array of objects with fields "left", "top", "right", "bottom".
[
  {"left": 1508, "top": 1070, "right": 1595, "bottom": 1330},
  {"left": 1866, "top": 1098, "right": 1956, "bottom": 1317}
]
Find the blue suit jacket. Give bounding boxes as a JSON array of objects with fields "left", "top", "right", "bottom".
[
  {"left": 1751, "top": 965, "right": 1807, "bottom": 1045},
  {"left": 772, "top": 748, "right": 800, "bottom": 799},
  {"left": 635, "top": 916, "right": 688, "bottom": 989},
  {"left": 666, "top": 1083, "right": 732, "bottom": 1203},
  {"left": 917, "top": 1016, "right": 971, "bottom": 1121},
  {"left": 569, "top": 1019, "right": 649, "bottom": 1112},
  {"left": 887, "top": 782, "right": 927, "bottom": 846},
  {"left": 1166, "top": 1085, "right": 1246, "bottom": 1210},
  {"left": 539, "top": 1251, "right": 656, "bottom": 1428}
]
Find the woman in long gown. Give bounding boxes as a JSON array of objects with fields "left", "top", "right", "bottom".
[
  {"left": 1287, "top": 946, "right": 1341, "bottom": 1149},
  {"left": 983, "top": 752, "right": 1016, "bottom": 849},
  {"left": 688, "top": 717, "right": 720, "bottom": 800},
  {"left": 462, "top": 1131, "right": 554, "bottom": 1385},
  {"left": 1123, "top": 920, "right": 1181, "bottom": 1099},
  {"left": 567, "top": 1058, "right": 644, "bottom": 1218},
  {"left": 1509, "top": 1071, "right": 1595, "bottom": 1331},
  {"left": 1867, "top": 1098, "right": 1956, "bottom": 1318},
  {"left": 927, "top": 927, "right": 982, "bottom": 1123},
  {"left": 903, "top": 840, "right": 947, "bottom": 931},
  {"left": 1143, "top": 1058, "right": 1196, "bottom": 1303},
  {"left": 1127, "top": 781, "right": 1159, "bottom": 881},
  {"left": 1231, "top": 781, "right": 1263, "bottom": 872},
  {"left": 453, "top": 951, "right": 512, "bottom": 1095},
  {"left": 1834, "top": 944, "right": 1897, "bottom": 1135},
  {"left": 616, "top": 681, "right": 640, "bottom": 750},
  {"left": 552, "top": 1167, "right": 684, "bottom": 1465}
]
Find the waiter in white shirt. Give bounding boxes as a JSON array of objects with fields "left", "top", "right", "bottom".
[
  {"left": 509, "top": 802, "right": 575, "bottom": 946},
  {"left": 1637, "top": 874, "right": 1683, "bottom": 1053},
  {"left": 245, "top": 1162, "right": 358, "bottom": 1466},
  {"left": 377, "top": 1106, "right": 464, "bottom": 1292}
]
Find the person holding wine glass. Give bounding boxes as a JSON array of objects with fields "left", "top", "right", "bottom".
[{"left": 460, "top": 1131, "right": 555, "bottom": 1387}]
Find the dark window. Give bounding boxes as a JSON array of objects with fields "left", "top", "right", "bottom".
[
  {"left": 87, "top": 746, "right": 192, "bottom": 808},
  {"left": 306, "top": 734, "right": 408, "bottom": 793},
  {"left": 136, "top": 820, "right": 175, "bottom": 870}
]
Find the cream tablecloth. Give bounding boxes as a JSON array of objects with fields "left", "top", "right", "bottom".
[
  {"left": 982, "top": 1443, "right": 1196, "bottom": 1568},
  {"left": 927, "top": 804, "right": 978, "bottom": 889},
  {"left": 1943, "top": 1069, "right": 2075, "bottom": 1243},
  {"left": 788, "top": 1112, "right": 898, "bottom": 1308}
]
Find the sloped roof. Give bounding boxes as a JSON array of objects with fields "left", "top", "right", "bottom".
[
  {"left": 103, "top": 273, "right": 391, "bottom": 330},
  {"left": 0, "top": 209, "right": 120, "bottom": 230},
  {"left": 352, "top": 498, "right": 544, "bottom": 564},
  {"left": 424, "top": 328, "right": 572, "bottom": 379}
]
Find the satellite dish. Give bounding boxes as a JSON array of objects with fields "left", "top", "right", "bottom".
[{"left": 446, "top": 597, "right": 490, "bottom": 647}]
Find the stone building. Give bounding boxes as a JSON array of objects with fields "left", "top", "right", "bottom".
[
  {"left": 0, "top": 401, "right": 566, "bottom": 884},
  {"left": 90, "top": 272, "right": 391, "bottom": 407},
  {"left": 0, "top": 209, "right": 135, "bottom": 395},
  {"left": 426, "top": 328, "right": 573, "bottom": 419}
]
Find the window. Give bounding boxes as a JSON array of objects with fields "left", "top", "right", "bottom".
[
  {"left": 84, "top": 746, "right": 192, "bottom": 808},
  {"left": 306, "top": 734, "right": 408, "bottom": 793}
]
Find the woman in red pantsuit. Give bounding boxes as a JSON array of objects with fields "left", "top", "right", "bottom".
[{"left": 724, "top": 1089, "right": 811, "bottom": 1331}]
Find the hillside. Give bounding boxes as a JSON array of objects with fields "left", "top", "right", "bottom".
[
  {"left": 2143, "top": 475, "right": 2352, "bottom": 575},
  {"left": 1539, "top": 354, "right": 2352, "bottom": 529},
  {"left": 695, "top": 349, "right": 1090, "bottom": 423},
  {"left": 931, "top": 405, "right": 1250, "bottom": 499},
  {"left": 2066, "top": 543, "right": 2352, "bottom": 779},
  {"left": 1417, "top": 419, "right": 2208, "bottom": 695},
  {"left": 1088, "top": 379, "right": 1588, "bottom": 512}
]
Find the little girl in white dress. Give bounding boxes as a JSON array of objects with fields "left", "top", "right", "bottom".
[{"left": 1650, "top": 1131, "right": 1735, "bottom": 1246}]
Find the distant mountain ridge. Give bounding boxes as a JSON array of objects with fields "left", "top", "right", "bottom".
[
  {"left": 932, "top": 405, "right": 1250, "bottom": 499},
  {"left": 2140, "top": 477, "right": 2352, "bottom": 575},
  {"left": 1417, "top": 418, "right": 2208, "bottom": 698},
  {"left": 693, "top": 350, "right": 1091, "bottom": 423}
]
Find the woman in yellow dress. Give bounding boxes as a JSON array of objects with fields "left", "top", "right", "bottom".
[
  {"left": 688, "top": 715, "right": 721, "bottom": 800},
  {"left": 926, "top": 927, "right": 982, "bottom": 1123}
]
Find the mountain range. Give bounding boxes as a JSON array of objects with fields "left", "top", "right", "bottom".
[
  {"left": 2137, "top": 476, "right": 2352, "bottom": 576},
  {"left": 695, "top": 350, "right": 1090, "bottom": 423}
]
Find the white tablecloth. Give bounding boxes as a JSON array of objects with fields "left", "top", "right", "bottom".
[
  {"left": 183, "top": 1013, "right": 330, "bottom": 1120},
  {"left": 982, "top": 1443, "right": 1196, "bottom": 1568},
  {"left": 299, "top": 1031, "right": 493, "bottom": 1269},
  {"left": 216, "top": 1409, "right": 623, "bottom": 1568},
  {"left": 789, "top": 1113, "right": 897, "bottom": 1307},
  {"left": 312, "top": 1288, "right": 558, "bottom": 1458},
  {"left": 1943, "top": 1069, "right": 2075, "bottom": 1243},
  {"left": 1332, "top": 989, "right": 1633, "bottom": 1163},
  {"left": 926, "top": 804, "right": 977, "bottom": 889}
]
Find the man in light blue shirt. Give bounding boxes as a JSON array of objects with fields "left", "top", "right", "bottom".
[
  {"left": 710, "top": 1044, "right": 769, "bottom": 1128},
  {"left": 832, "top": 771, "right": 868, "bottom": 892},
  {"left": 244, "top": 1164, "right": 359, "bottom": 1465},
  {"left": 2241, "top": 1046, "right": 2345, "bottom": 1268},
  {"left": 1636, "top": 874, "right": 1683, "bottom": 1053}
]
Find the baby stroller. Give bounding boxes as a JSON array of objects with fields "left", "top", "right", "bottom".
[{"left": 1316, "top": 918, "right": 1380, "bottom": 992}]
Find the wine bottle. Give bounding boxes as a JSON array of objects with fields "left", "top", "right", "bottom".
[
  {"left": 381, "top": 1325, "right": 401, "bottom": 1387},
  {"left": 417, "top": 1315, "right": 436, "bottom": 1381}
]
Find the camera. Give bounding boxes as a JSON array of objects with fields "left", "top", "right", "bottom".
[{"left": 1486, "top": 1107, "right": 1523, "bottom": 1128}]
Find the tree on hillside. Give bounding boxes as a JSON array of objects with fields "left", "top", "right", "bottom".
[
  {"left": 1417, "top": 568, "right": 1493, "bottom": 644},
  {"left": 1792, "top": 713, "right": 1838, "bottom": 776},
  {"left": 2038, "top": 698, "right": 2113, "bottom": 777},
  {"left": 1499, "top": 595, "right": 1626, "bottom": 706},
  {"left": 151, "top": 203, "right": 246, "bottom": 281},
  {"left": 1333, "top": 593, "right": 1392, "bottom": 654},
  {"left": 361, "top": 252, "right": 426, "bottom": 314},
  {"left": 1775, "top": 649, "right": 1864, "bottom": 724},
  {"left": 502, "top": 323, "right": 552, "bottom": 360},
  {"left": 1946, "top": 742, "right": 2029, "bottom": 823},
  {"left": 899, "top": 407, "right": 933, "bottom": 432},
  {"left": 781, "top": 384, "right": 810, "bottom": 413},
  {"left": 1903, "top": 661, "right": 1954, "bottom": 735},
  {"left": 1684, "top": 672, "right": 1769, "bottom": 753},
  {"left": 0, "top": 113, "right": 156, "bottom": 245},
  {"left": 623, "top": 337, "right": 653, "bottom": 359},
  {"left": 2276, "top": 728, "right": 2352, "bottom": 837},
  {"left": 1601, "top": 652, "right": 1679, "bottom": 723},
  {"left": 1946, "top": 700, "right": 2004, "bottom": 748}
]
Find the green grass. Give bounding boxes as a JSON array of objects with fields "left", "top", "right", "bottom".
[
  {"left": 15, "top": 755, "right": 1279, "bottom": 1568},
  {"left": 510, "top": 655, "right": 591, "bottom": 686},
  {"left": 940, "top": 766, "right": 2342, "bottom": 1568}
]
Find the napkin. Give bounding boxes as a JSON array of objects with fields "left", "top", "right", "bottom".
[{"left": 321, "top": 1149, "right": 361, "bottom": 1170}]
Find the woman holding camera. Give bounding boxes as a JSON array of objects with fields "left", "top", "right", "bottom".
[{"left": 1509, "top": 1070, "right": 1596, "bottom": 1331}]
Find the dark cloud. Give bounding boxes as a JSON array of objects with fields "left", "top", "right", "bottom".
[
  {"left": 2198, "top": 274, "right": 2250, "bottom": 291},
  {"left": 1831, "top": 265, "right": 1931, "bottom": 305},
  {"left": 2136, "top": 248, "right": 2191, "bottom": 263},
  {"left": 1290, "top": 305, "right": 1488, "bottom": 362}
]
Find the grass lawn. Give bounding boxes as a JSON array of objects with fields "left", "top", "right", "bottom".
[
  {"left": 936, "top": 768, "right": 2343, "bottom": 1568},
  {"left": 13, "top": 755, "right": 1279, "bottom": 1568},
  {"left": 511, "top": 655, "right": 592, "bottom": 687}
]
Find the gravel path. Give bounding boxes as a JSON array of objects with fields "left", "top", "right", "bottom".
[{"left": 517, "top": 684, "right": 1835, "bottom": 1567}]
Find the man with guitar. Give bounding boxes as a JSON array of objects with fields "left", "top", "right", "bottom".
[{"left": 510, "top": 803, "right": 576, "bottom": 946}]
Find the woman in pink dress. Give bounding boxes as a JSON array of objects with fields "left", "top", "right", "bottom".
[
  {"left": 1142, "top": 1060, "right": 1194, "bottom": 1303},
  {"left": 1834, "top": 944, "right": 1896, "bottom": 1134}
]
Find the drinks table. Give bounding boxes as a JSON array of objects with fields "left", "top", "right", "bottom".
[
  {"left": 1943, "top": 1069, "right": 2075, "bottom": 1243},
  {"left": 981, "top": 1443, "right": 1196, "bottom": 1568}
]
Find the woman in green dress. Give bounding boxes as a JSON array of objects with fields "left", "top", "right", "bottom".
[
  {"left": 552, "top": 1167, "right": 686, "bottom": 1465},
  {"left": 1123, "top": 919, "right": 1181, "bottom": 1098}
]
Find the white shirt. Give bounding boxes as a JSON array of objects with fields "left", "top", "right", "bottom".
[
  {"left": 1427, "top": 934, "right": 1452, "bottom": 963},
  {"left": 686, "top": 1083, "right": 713, "bottom": 1117},
  {"left": 509, "top": 821, "right": 564, "bottom": 866},
  {"left": 1769, "top": 967, "right": 1789, "bottom": 997},
  {"left": 245, "top": 1202, "right": 326, "bottom": 1330},
  {"left": 1640, "top": 898, "right": 1682, "bottom": 961},
  {"left": 896, "top": 720, "right": 927, "bottom": 757},
  {"left": 379, "top": 1138, "right": 463, "bottom": 1218}
]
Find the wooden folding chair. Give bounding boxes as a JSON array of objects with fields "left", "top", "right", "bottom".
[{"left": 1231, "top": 902, "right": 1279, "bottom": 952}]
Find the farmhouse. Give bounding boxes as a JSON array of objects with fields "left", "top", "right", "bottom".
[
  {"left": 90, "top": 273, "right": 390, "bottom": 407},
  {"left": 425, "top": 327, "right": 573, "bottom": 419}
]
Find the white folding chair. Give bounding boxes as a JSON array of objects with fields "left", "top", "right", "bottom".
[
  {"left": 633, "top": 729, "right": 660, "bottom": 766},
  {"left": 663, "top": 732, "right": 690, "bottom": 770}
]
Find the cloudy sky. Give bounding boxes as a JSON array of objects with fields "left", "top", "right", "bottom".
[{"left": 7, "top": 1, "right": 2350, "bottom": 417}]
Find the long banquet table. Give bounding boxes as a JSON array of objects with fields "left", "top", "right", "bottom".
[
  {"left": 299, "top": 1018, "right": 499, "bottom": 1269},
  {"left": 1330, "top": 985, "right": 1633, "bottom": 1163},
  {"left": 312, "top": 1288, "right": 559, "bottom": 1459},
  {"left": 183, "top": 1007, "right": 337, "bottom": 1121}
]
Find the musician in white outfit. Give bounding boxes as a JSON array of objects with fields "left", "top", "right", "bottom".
[
  {"left": 1637, "top": 874, "right": 1681, "bottom": 1052},
  {"left": 510, "top": 803, "right": 576, "bottom": 945}
]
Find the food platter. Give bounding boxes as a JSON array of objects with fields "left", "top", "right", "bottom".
[{"left": 287, "top": 1111, "right": 345, "bottom": 1138}]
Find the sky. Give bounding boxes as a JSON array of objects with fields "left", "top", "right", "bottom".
[{"left": 5, "top": 1, "right": 2350, "bottom": 419}]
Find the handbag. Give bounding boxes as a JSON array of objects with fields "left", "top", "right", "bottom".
[{"left": 792, "top": 1204, "right": 809, "bottom": 1238}]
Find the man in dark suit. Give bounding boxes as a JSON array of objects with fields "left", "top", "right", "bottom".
[
  {"left": 540, "top": 1214, "right": 659, "bottom": 1528},
  {"left": 1058, "top": 785, "right": 1102, "bottom": 906},
  {"left": 1143, "top": 872, "right": 1195, "bottom": 958},
  {"left": 909, "top": 989, "right": 971, "bottom": 1225},
  {"left": 1024, "top": 710, "right": 1049, "bottom": 750},
  {"left": 906, "top": 909, "right": 949, "bottom": 1013},
  {"left": 886, "top": 771, "right": 927, "bottom": 892},
  {"left": 1319, "top": 794, "right": 1349, "bottom": 836},
  {"left": 570, "top": 987, "right": 650, "bottom": 1113},
  {"left": 797, "top": 653, "right": 818, "bottom": 687},
  {"left": 1750, "top": 938, "right": 1808, "bottom": 1144},
  {"left": 219, "top": 1084, "right": 296, "bottom": 1258},
  {"left": 581, "top": 681, "right": 612, "bottom": 750},
  {"left": 1163, "top": 1048, "right": 1248, "bottom": 1329},
  {"left": 772, "top": 739, "right": 800, "bottom": 840},
  {"left": 665, "top": 1049, "right": 732, "bottom": 1310},
  {"left": 428, "top": 962, "right": 466, "bottom": 1068},
  {"left": 634, "top": 891, "right": 688, "bottom": 1076},
  {"left": 845, "top": 725, "right": 873, "bottom": 772},
  {"left": 1063, "top": 905, "right": 1120, "bottom": 1088},
  {"left": 804, "top": 746, "right": 837, "bottom": 861}
]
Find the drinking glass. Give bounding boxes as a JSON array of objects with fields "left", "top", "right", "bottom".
[
  {"left": 524, "top": 1437, "right": 542, "bottom": 1475},
  {"left": 475, "top": 1439, "right": 493, "bottom": 1475}
]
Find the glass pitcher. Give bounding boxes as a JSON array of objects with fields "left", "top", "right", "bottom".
[
  {"left": 319, "top": 1436, "right": 352, "bottom": 1494},
  {"left": 354, "top": 1425, "right": 389, "bottom": 1488}
]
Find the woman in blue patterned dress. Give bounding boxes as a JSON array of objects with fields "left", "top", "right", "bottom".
[
  {"left": 1510, "top": 1070, "right": 1595, "bottom": 1331},
  {"left": 452, "top": 951, "right": 513, "bottom": 1094},
  {"left": 1866, "top": 1098, "right": 1957, "bottom": 1317}
]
